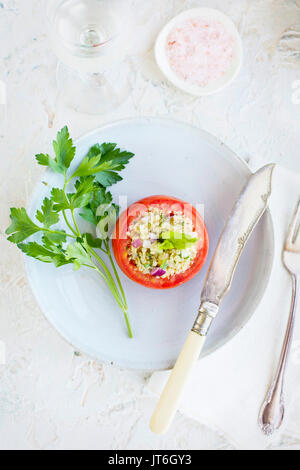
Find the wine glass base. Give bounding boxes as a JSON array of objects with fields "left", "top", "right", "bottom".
[{"left": 56, "top": 61, "right": 131, "bottom": 114}]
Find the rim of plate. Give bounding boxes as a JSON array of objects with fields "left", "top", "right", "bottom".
[
  {"left": 24, "top": 117, "right": 274, "bottom": 371},
  {"left": 155, "top": 8, "right": 243, "bottom": 97}
]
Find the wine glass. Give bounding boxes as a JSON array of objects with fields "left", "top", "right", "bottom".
[{"left": 46, "top": 0, "right": 132, "bottom": 114}]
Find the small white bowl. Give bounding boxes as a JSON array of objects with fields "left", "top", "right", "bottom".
[{"left": 155, "top": 8, "right": 243, "bottom": 96}]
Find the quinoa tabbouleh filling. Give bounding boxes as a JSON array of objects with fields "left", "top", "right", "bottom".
[{"left": 126, "top": 206, "right": 199, "bottom": 278}]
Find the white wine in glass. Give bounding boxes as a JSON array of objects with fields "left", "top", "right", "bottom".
[{"left": 46, "top": 0, "right": 132, "bottom": 114}]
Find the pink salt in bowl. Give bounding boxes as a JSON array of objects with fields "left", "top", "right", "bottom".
[{"left": 155, "top": 8, "right": 243, "bottom": 96}]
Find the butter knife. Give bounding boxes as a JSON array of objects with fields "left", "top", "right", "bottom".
[{"left": 150, "top": 163, "right": 275, "bottom": 434}]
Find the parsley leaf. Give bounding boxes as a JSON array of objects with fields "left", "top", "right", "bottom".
[
  {"left": 99, "top": 143, "right": 134, "bottom": 171},
  {"left": 82, "top": 233, "right": 103, "bottom": 249},
  {"left": 158, "top": 239, "right": 175, "bottom": 251},
  {"left": 53, "top": 126, "right": 76, "bottom": 170},
  {"left": 70, "top": 153, "right": 103, "bottom": 179},
  {"left": 158, "top": 231, "right": 199, "bottom": 251},
  {"left": 68, "top": 176, "right": 98, "bottom": 209},
  {"left": 6, "top": 207, "right": 67, "bottom": 244},
  {"left": 70, "top": 142, "right": 134, "bottom": 187},
  {"left": 36, "top": 126, "right": 75, "bottom": 175},
  {"left": 95, "top": 171, "right": 122, "bottom": 187},
  {"left": 79, "top": 187, "right": 113, "bottom": 226},
  {"left": 36, "top": 197, "right": 60, "bottom": 228},
  {"left": 66, "top": 242, "right": 92, "bottom": 270},
  {"left": 79, "top": 207, "right": 96, "bottom": 225},
  {"left": 35, "top": 153, "right": 51, "bottom": 166},
  {"left": 41, "top": 235, "right": 64, "bottom": 252},
  {"left": 51, "top": 188, "right": 70, "bottom": 211},
  {"left": 94, "top": 143, "right": 134, "bottom": 187},
  {"left": 45, "top": 230, "right": 67, "bottom": 244},
  {"left": 18, "top": 241, "right": 72, "bottom": 267},
  {"left": 6, "top": 208, "right": 40, "bottom": 243},
  {"left": 78, "top": 207, "right": 97, "bottom": 225}
]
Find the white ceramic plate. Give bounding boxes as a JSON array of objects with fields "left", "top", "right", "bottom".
[
  {"left": 155, "top": 8, "right": 243, "bottom": 96},
  {"left": 25, "top": 118, "right": 274, "bottom": 371}
]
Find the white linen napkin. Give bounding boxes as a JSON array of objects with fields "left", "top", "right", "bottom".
[{"left": 148, "top": 165, "right": 300, "bottom": 450}]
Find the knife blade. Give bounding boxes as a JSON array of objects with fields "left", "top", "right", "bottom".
[{"left": 150, "top": 163, "right": 275, "bottom": 435}]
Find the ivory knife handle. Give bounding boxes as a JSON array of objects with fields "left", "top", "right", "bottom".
[{"left": 150, "top": 331, "right": 206, "bottom": 434}]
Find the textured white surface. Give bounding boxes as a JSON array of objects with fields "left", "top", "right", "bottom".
[{"left": 1, "top": 0, "right": 300, "bottom": 450}]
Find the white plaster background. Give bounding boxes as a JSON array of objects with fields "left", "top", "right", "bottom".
[{"left": 0, "top": 0, "right": 300, "bottom": 450}]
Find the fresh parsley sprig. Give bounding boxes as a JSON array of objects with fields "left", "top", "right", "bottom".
[{"left": 6, "top": 126, "right": 134, "bottom": 338}]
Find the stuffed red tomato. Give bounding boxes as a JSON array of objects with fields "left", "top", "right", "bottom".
[{"left": 112, "top": 195, "right": 209, "bottom": 289}]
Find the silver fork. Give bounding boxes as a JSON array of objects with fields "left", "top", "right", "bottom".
[{"left": 259, "top": 198, "right": 300, "bottom": 436}]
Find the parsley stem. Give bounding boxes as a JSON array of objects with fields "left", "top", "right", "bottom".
[
  {"left": 123, "top": 309, "right": 133, "bottom": 339},
  {"left": 43, "top": 228, "right": 77, "bottom": 239},
  {"left": 63, "top": 210, "right": 78, "bottom": 237},
  {"left": 88, "top": 245, "right": 133, "bottom": 338},
  {"left": 65, "top": 176, "right": 74, "bottom": 185},
  {"left": 105, "top": 240, "right": 128, "bottom": 309},
  {"left": 93, "top": 266, "right": 124, "bottom": 311},
  {"left": 88, "top": 246, "right": 121, "bottom": 299},
  {"left": 62, "top": 180, "right": 79, "bottom": 237},
  {"left": 71, "top": 209, "right": 81, "bottom": 237}
]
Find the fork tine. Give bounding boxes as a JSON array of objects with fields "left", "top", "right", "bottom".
[{"left": 285, "top": 197, "right": 300, "bottom": 249}]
